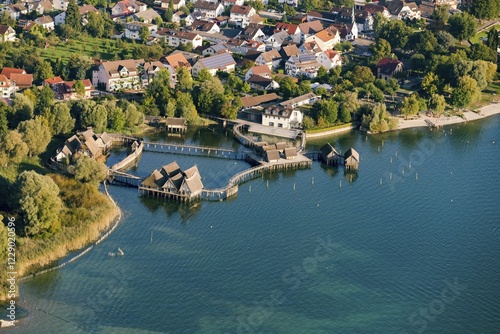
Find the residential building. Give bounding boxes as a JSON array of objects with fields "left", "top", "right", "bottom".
[
  {"left": 0, "top": 24, "right": 16, "bottom": 42},
  {"left": 316, "top": 50, "right": 342, "bottom": 70},
  {"left": 306, "top": 10, "right": 336, "bottom": 24},
  {"left": 261, "top": 105, "right": 303, "bottom": 129},
  {"left": 155, "top": 28, "right": 203, "bottom": 48},
  {"left": 376, "top": 58, "right": 403, "bottom": 80},
  {"left": 274, "top": 22, "right": 301, "bottom": 44},
  {"left": 265, "top": 31, "right": 289, "bottom": 50},
  {"left": 247, "top": 75, "right": 280, "bottom": 91},
  {"left": 51, "top": 0, "right": 68, "bottom": 11},
  {"left": 240, "top": 93, "right": 280, "bottom": 109},
  {"left": 193, "top": 1, "right": 224, "bottom": 19},
  {"left": 188, "top": 19, "right": 220, "bottom": 33},
  {"left": 387, "top": 0, "right": 421, "bottom": 20},
  {"left": 35, "top": 15, "right": 54, "bottom": 31},
  {"left": 299, "top": 41, "right": 323, "bottom": 55},
  {"left": 111, "top": 0, "right": 147, "bottom": 17},
  {"left": 61, "top": 79, "right": 94, "bottom": 99},
  {"left": 55, "top": 135, "right": 82, "bottom": 162},
  {"left": 125, "top": 22, "right": 157, "bottom": 40},
  {"left": 222, "top": 0, "right": 244, "bottom": 6},
  {"left": 240, "top": 23, "right": 265, "bottom": 41},
  {"left": 202, "top": 42, "right": 229, "bottom": 56},
  {"left": 1, "top": 68, "right": 32, "bottom": 89},
  {"left": 245, "top": 65, "right": 272, "bottom": 81},
  {"left": 172, "top": 10, "right": 188, "bottom": 25},
  {"left": 363, "top": 3, "right": 391, "bottom": 18},
  {"left": 420, "top": 0, "right": 457, "bottom": 18},
  {"left": 162, "top": 53, "right": 191, "bottom": 85},
  {"left": 229, "top": 5, "right": 256, "bottom": 28},
  {"left": 54, "top": 4, "right": 99, "bottom": 26},
  {"left": 298, "top": 20, "right": 323, "bottom": 43},
  {"left": 191, "top": 52, "right": 236, "bottom": 77},
  {"left": 280, "top": 44, "right": 301, "bottom": 61},
  {"left": 0, "top": 75, "right": 16, "bottom": 98},
  {"left": 278, "top": 0, "right": 299, "bottom": 7},
  {"left": 4, "top": 3, "right": 28, "bottom": 20},
  {"left": 280, "top": 92, "right": 319, "bottom": 108},
  {"left": 92, "top": 59, "right": 143, "bottom": 91},
  {"left": 285, "top": 53, "right": 321, "bottom": 78},
  {"left": 160, "top": 0, "right": 185, "bottom": 10},
  {"left": 133, "top": 8, "right": 161, "bottom": 23},
  {"left": 254, "top": 49, "right": 282, "bottom": 70},
  {"left": 142, "top": 61, "right": 167, "bottom": 85},
  {"left": 305, "top": 27, "right": 340, "bottom": 50}
]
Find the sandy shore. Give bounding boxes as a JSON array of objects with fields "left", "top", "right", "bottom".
[{"left": 396, "top": 102, "right": 500, "bottom": 130}]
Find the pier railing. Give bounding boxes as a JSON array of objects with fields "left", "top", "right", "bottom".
[{"left": 143, "top": 141, "right": 250, "bottom": 160}]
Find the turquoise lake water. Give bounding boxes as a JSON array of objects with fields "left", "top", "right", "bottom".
[{"left": 5, "top": 117, "right": 500, "bottom": 333}]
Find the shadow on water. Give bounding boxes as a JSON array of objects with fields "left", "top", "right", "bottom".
[
  {"left": 139, "top": 195, "right": 203, "bottom": 223},
  {"left": 344, "top": 170, "right": 359, "bottom": 183},
  {"left": 320, "top": 163, "right": 340, "bottom": 179}
]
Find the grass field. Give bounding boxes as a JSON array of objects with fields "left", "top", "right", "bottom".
[
  {"left": 40, "top": 36, "right": 136, "bottom": 62},
  {"left": 470, "top": 24, "right": 500, "bottom": 44}
]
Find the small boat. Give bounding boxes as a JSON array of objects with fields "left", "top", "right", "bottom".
[{"left": 117, "top": 248, "right": 125, "bottom": 256}]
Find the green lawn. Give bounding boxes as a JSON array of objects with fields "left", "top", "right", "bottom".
[
  {"left": 470, "top": 24, "right": 500, "bottom": 44},
  {"left": 41, "top": 36, "right": 136, "bottom": 62}
]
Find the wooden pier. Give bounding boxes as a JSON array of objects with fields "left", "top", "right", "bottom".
[{"left": 143, "top": 142, "right": 250, "bottom": 160}]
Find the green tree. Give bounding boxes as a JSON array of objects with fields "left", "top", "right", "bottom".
[
  {"left": 46, "top": 103, "right": 75, "bottom": 135},
  {"left": 435, "top": 31, "right": 457, "bottom": 51},
  {"left": 34, "top": 60, "right": 54, "bottom": 82},
  {"left": 486, "top": 27, "right": 499, "bottom": 51},
  {"left": 431, "top": 5, "right": 449, "bottom": 31},
  {"left": 399, "top": 94, "right": 420, "bottom": 119},
  {"left": 81, "top": 103, "right": 107, "bottom": 132},
  {"left": 85, "top": 12, "right": 105, "bottom": 37},
  {"left": 362, "top": 103, "right": 398, "bottom": 133},
  {"left": 428, "top": 94, "right": 446, "bottom": 115},
  {"left": 9, "top": 94, "right": 34, "bottom": 128},
  {"left": 451, "top": 75, "right": 480, "bottom": 109},
  {"left": 0, "top": 130, "right": 29, "bottom": 166},
  {"left": 349, "top": 66, "right": 375, "bottom": 87},
  {"left": 176, "top": 92, "right": 200, "bottom": 122},
  {"left": 196, "top": 77, "right": 224, "bottom": 115},
  {"left": 35, "top": 85, "right": 55, "bottom": 116},
  {"left": 197, "top": 68, "right": 212, "bottom": 82},
  {"left": 338, "top": 91, "right": 360, "bottom": 123},
  {"left": 385, "top": 78, "right": 400, "bottom": 101},
  {"left": 144, "top": 69, "right": 172, "bottom": 116},
  {"left": 0, "top": 103, "right": 8, "bottom": 136},
  {"left": 471, "top": 0, "right": 500, "bottom": 19},
  {"left": 124, "top": 102, "right": 143, "bottom": 127},
  {"left": 467, "top": 42, "right": 498, "bottom": 62},
  {"left": 139, "top": 26, "right": 150, "bottom": 43},
  {"left": 108, "top": 107, "right": 126, "bottom": 131},
  {"left": 17, "top": 117, "right": 51, "bottom": 157},
  {"left": 74, "top": 155, "right": 108, "bottom": 185},
  {"left": 17, "top": 171, "right": 63, "bottom": 238},
  {"left": 220, "top": 95, "right": 241, "bottom": 119},
  {"left": 421, "top": 72, "right": 440, "bottom": 96},
  {"left": 310, "top": 98, "right": 338, "bottom": 125},
  {"left": 65, "top": 0, "right": 82, "bottom": 32},
  {"left": 372, "top": 38, "right": 392, "bottom": 62},
  {"left": 277, "top": 76, "right": 299, "bottom": 100},
  {"left": 176, "top": 67, "right": 193, "bottom": 91},
  {"left": 448, "top": 12, "right": 477, "bottom": 41},
  {"left": 73, "top": 80, "right": 86, "bottom": 98},
  {"left": 377, "top": 19, "right": 412, "bottom": 49}
]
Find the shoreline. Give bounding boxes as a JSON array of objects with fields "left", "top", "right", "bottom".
[{"left": 396, "top": 103, "right": 500, "bottom": 131}]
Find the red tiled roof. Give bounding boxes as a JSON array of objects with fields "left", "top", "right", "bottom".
[{"left": 1, "top": 67, "right": 25, "bottom": 79}]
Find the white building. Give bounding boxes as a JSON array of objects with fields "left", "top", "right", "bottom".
[
  {"left": 124, "top": 22, "right": 157, "bottom": 40},
  {"left": 92, "top": 59, "right": 143, "bottom": 92},
  {"left": 305, "top": 27, "right": 340, "bottom": 51},
  {"left": 193, "top": 1, "right": 223, "bottom": 19},
  {"left": 155, "top": 28, "right": 203, "bottom": 49},
  {"left": 285, "top": 53, "right": 321, "bottom": 78},
  {"left": 316, "top": 50, "right": 342, "bottom": 70},
  {"left": 261, "top": 105, "right": 303, "bottom": 129},
  {"left": 0, "top": 24, "right": 16, "bottom": 42},
  {"left": 191, "top": 53, "right": 236, "bottom": 77},
  {"left": 0, "top": 74, "right": 16, "bottom": 98},
  {"left": 229, "top": 5, "right": 256, "bottom": 28}
]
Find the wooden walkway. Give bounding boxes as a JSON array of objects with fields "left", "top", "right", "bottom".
[{"left": 143, "top": 142, "right": 250, "bottom": 160}]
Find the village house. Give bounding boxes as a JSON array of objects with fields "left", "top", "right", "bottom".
[
  {"left": 111, "top": 0, "right": 147, "bottom": 17},
  {"left": 306, "top": 10, "right": 337, "bottom": 24},
  {"left": 191, "top": 52, "right": 236, "bottom": 77},
  {"left": 386, "top": 0, "right": 421, "bottom": 20},
  {"left": 247, "top": 75, "right": 280, "bottom": 91},
  {"left": 55, "top": 135, "right": 82, "bottom": 162},
  {"left": 376, "top": 58, "right": 404, "bottom": 80},
  {"left": 222, "top": 0, "right": 244, "bottom": 7},
  {"left": 35, "top": 15, "right": 54, "bottom": 31},
  {"left": 299, "top": 41, "right": 323, "bottom": 55},
  {"left": 160, "top": 0, "right": 185, "bottom": 10},
  {"left": 274, "top": 22, "right": 301, "bottom": 44},
  {"left": 3, "top": 3, "right": 28, "bottom": 20},
  {"left": 244, "top": 64, "right": 272, "bottom": 81},
  {"left": 125, "top": 22, "right": 157, "bottom": 40},
  {"left": 254, "top": 49, "right": 282, "bottom": 70},
  {"left": 278, "top": 0, "right": 299, "bottom": 7},
  {"left": 51, "top": 0, "right": 68, "bottom": 11},
  {"left": 61, "top": 79, "right": 94, "bottom": 99},
  {"left": 261, "top": 105, "right": 303, "bottom": 129},
  {"left": 298, "top": 20, "right": 323, "bottom": 43},
  {"left": 139, "top": 162, "right": 204, "bottom": 200},
  {"left": 264, "top": 30, "right": 289, "bottom": 51},
  {"left": 344, "top": 147, "right": 360, "bottom": 170},
  {"left": 280, "top": 92, "right": 319, "bottom": 108},
  {"left": 172, "top": 10, "right": 188, "bottom": 25},
  {"left": 320, "top": 143, "right": 341, "bottom": 165},
  {"left": 240, "top": 24, "right": 265, "bottom": 41},
  {"left": 0, "top": 75, "right": 16, "bottom": 98},
  {"left": 285, "top": 53, "right": 321, "bottom": 78},
  {"left": 279, "top": 44, "right": 301, "bottom": 61},
  {"left": 193, "top": 1, "right": 224, "bottom": 19},
  {"left": 353, "top": 9, "right": 374, "bottom": 32},
  {"left": 155, "top": 28, "right": 203, "bottom": 48},
  {"left": 419, "top": 0, "right": 456, "bottom": 18},
  {"left": 244, "top": 40, "right": 266, "bottom": 53},
  {"left": 284, "top": 147, "right": 297, "bottom": 160},
  {"left": 202, "top": 42, "right": 229, "bottom": 56},
  {"left": 43, "top": 76, "right": 65, "bottom": 89},
  {"left": 1, "top": 67, "right": 33, "bottom": 90},
  {"left": 54, "top": 4, "right": 99, "bottom": 26},
  {"left": 265, "top": 149, "right": 280, "bottom": 163},
  {"left": 92, "top": 59, "right": 143, "bottom": 91},
  {"left": 305, "top": 27, "right": 341, "bottom": 50},
  {"left": 133, "top": 8, "right": 161, "bottom": 23},
  {"left": 0, "top": 24, "right": 16, "bottom": 42},
  {"left": 229, "top": 5, "right": 256, "bottom": 28},
  {"left": 240, "top": 93, "right": 280, "bottom": 110},
  {"left": 316, "top": 50, "right": 342, "bottom": 70},
  {"left": 363, "top": 3, "right": 391, "bottom": 19},
  {"left": 161, "top": 52, "right": 191, "bottom": 85},
  {"left": 188, "top": 19, "right": 220, "bottom": 33},
  {"left": 141, "top": 61, "right": 166, "bottom": 85},
  {"left": 25, "top": 0, "right": 54, "bottom": 15}
]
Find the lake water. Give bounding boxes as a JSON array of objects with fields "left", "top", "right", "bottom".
[{"left": 6, "top": 118, "right": 500, "bottom": 333}]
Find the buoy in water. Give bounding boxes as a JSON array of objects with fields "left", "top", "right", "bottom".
[{"left": 118, "top": 248, "right": 124, "bottom": 256}]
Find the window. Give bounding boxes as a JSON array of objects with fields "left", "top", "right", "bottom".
[
  {"left": 278, "top": 123, "right": 283, "bottom": 128},
  {"left": 269, "top": 122, "right": 274, "bottom": 126}
]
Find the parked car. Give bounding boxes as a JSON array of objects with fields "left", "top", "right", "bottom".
[{"left": 362, "top": 52, "right": 372, "bottom": 57}]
